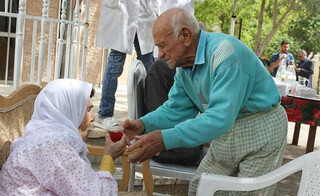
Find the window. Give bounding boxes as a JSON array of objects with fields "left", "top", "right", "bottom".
[{"left": 0, "top": 0, "right": 19, "bottom": 81}]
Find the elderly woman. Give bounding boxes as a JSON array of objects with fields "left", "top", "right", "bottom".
[{"left": 0, "top": 79, "right": 128, "bottom": 195}]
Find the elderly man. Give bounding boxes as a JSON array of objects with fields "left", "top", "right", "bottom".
[
  {"left": 124, "top": 8, "right": 288, "bottom": 195},
  {"left": 295, "top": 50, "right": 314, "bottom": 88}
]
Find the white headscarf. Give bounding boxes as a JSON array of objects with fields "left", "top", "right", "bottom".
[{"left": 10, "top": 79, "right": 93, "bottom": 164}]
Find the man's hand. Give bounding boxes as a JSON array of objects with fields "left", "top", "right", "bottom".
[
  {"left": 103, "top": 132, "right": 129, "bottom": 160},
  {"left": 294, "top": 67, "right": 301, "bottom": 72},
  {"left": 123, "top": 119, "right": 145, "bottom": 140},
  {"left": 127, "top": 130, "right": 165, "bottom": 163},
  {"left": 281, "top": 53, "right": 288, "bottom": 60}
]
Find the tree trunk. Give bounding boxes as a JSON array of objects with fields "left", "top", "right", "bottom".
[
  {"left": 254, "top": 0, "right": 298, "bottom": 56},
  {"left": 230, "top": 0, "right": 237, "bottom": 36},
  {"left": 254, "top": 0, "right": 266, "bottom": 55}
]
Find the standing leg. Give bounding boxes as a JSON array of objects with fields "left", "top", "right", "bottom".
[
  {"left": 189, "top": 105, "right": 287, "bottom": 196},
  {"left": 133, "top": 34, "right": 154, "bottom": 72},
  {"left": 98, "top": 49, "right": 126, "bottom": 127}
]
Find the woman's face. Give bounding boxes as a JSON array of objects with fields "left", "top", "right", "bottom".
[{"left": 78, "top": 98, "right": 95, "bottom": 141}]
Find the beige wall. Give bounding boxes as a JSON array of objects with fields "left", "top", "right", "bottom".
[{"left": 312, "top": 54, "right": 320, "bottom": 91}]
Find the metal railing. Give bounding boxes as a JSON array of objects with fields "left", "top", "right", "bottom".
[{"left": 0, "top": 0, "right": 91, "bottom": 89}]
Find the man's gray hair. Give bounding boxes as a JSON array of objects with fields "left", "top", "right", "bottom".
[
  {"left": 170, "top": 9, "right": 200, "bottom": 40},
  {"left": 298, "top": 50, "right": 307, "bottom": 56}
]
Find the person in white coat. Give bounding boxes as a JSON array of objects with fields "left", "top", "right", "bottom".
[
  {"left": 95, "top": 0, "right": 159, "bottom": 129},
  {"left": 160, "top": 0, "right": 203, "bottom": 15}
]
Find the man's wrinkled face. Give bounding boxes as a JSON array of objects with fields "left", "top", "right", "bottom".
[
  {"left": 154, "top": 28, "right": 186, "bottom": 69},
  {"left": 78, "top": 98, "right": 95, "bottom": 142},
  {"left": 297, "top": 52, "right": 306, "bottom": 61},
  {"left": 280, "top": 44, "right": 290, "bottom": 53}
]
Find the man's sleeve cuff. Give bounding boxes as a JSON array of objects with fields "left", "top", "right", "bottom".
[
  {"left": 161, "top": 128, "right": 183, "bottom": 150},
  {"left": 140, "top": 115, "right": 152, "bottom": 133}
]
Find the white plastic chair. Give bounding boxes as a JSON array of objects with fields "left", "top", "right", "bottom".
[
  {"left": 127, "top": 60, "right": 203, "bottom": 193},
  {"left": 127, "top": 60, "right": 147, "bottom": 120},
  {"left": 196, "top": 150, "right": 320, "bottom": 196}
]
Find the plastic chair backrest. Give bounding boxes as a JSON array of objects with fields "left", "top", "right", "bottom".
[
  {"left": 196, "top": 150, "right": 320, "bottom": 196},
  {"left": 127, "top": 60, "right": 147, "bottom": 120}
]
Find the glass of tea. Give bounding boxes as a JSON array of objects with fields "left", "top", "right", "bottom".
[{"left": 108, "top": 126, "right": 123, "bottom": 142}]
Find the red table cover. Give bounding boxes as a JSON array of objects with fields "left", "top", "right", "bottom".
[{"left": 281, "top": 96, "right": 320, "bottom": 126}]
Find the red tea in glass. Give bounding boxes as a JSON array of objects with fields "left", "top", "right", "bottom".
[{"left": 108, "top": 126, "right": 123, "bottom": 142}]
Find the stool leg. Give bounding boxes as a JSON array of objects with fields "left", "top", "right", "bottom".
[
  {"left": 306, "top": 126, "right": 317, "bottom": 153},
  {"left": 292, "top": 123, "right": 301, "bottom": 145}
]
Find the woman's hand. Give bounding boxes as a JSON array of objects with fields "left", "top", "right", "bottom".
[{"left": 103, "top": 132, "right": 129, "bottom": 160}]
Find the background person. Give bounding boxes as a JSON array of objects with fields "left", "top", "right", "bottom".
[
  {"left": 268, "top": 40, "right": 295, "bottom": 77},
  {"left": 295, "top": 50, "right": 314, "bottom": 88},
  {"left": 123, "top": 8, "right": 288, "bottom": 195},
  {"left": 0, "top": 79, "right": 128, "bottom": 195},
  {"left": 95, "top": 0, "right": 159, "bottom": 129}
]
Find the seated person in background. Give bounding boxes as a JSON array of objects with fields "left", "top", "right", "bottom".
[
  {"left": 259, "top": 57, "right": 270, "bottom": 68},
  {"left": 295, "top": 50, "right": 314, "bottom": 88},
  {"left": 268, "top": 40, "right": 295, "bottom": 77},
  {"left": 145, "top": 59, "right": 205, "bottom": 165},
  {"left": 0, "top": 79, "right": 128, "bottom": 196}
]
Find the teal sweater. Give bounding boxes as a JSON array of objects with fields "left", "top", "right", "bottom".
[{"left": 140, "top": 30, "right": 280, "bottom": 150}]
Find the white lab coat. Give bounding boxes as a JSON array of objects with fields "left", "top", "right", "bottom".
[
  {"left": 96, "top": 0, "right": 159, "bottom": 55},
  {"left": 160, "top": 0, "right": 203, "bottom": 15}
]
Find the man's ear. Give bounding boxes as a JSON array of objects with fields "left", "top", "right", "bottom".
[{"left": 180, "top": 26, "right": 192, "bottom": 46}]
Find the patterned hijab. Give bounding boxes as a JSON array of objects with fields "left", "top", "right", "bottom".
[{"left": 10, "top": 79, "right": 93, "bottom": 163}]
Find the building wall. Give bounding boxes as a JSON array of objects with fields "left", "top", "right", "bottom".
[
  {"left": 22, "top": 0, "right": 59, "bottom": 83},
  {"left": 78, "top": 0, "right": 103, "bottom": 85},
  {"left": 22, "top": 0, "right": 104, "bottom": 85}
]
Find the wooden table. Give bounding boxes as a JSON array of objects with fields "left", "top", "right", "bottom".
[{"left": 281, "top": 95, "right": 320, "bottom": 153}]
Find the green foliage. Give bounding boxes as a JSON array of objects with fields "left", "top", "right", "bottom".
[
  {"left": 289, "top": 15, "right": 320, "bottom": 56},
  {"left": 194, "top": 0, "right": 233, "bottom": 33},
  {"left": 194, "top": 0, "right": 320, "bottom": 58}
]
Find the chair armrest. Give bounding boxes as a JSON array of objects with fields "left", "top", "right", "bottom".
[{"left": 119, "top": 148, "right": 154, "bottom": 196}]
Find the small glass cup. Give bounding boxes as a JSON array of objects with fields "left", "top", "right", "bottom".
[
  {"left": 291, "top": 81, "right": 298, "bottom": 95},
  {"left": 108, "top": 126, "right": 123, "bottom": 142}
]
